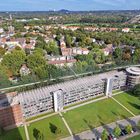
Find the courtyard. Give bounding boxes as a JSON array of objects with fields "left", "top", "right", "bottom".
[{"left": 1, "top": 91, "right": 140, "bottom": 140}]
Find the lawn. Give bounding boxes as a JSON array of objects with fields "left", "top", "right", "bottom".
[
  {"left": 62, "top": 98, "right": 132, "bottom": 134},
  {"left": 114, "top": 92, "right": 140, "bottom": 115},
  {"left": 0, "top": 127, "right": 26, "bottom": 140},
  {"left": 28, "top": 115, "right": 69, "bottom": 140},
  {"left": 127, "top": 134, "right": 140, "bottom": 140}
]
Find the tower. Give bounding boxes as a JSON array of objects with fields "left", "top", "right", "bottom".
[
  {"left": 53, "top": 89, "right": 64, "bottom": 112},
  {"left": 105, "top": 78, "right": 113, "bottom": 97}
]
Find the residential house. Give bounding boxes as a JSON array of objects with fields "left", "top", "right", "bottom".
[
  {"left": 47, "top": 55, "right": 76, "bottom": 67},
  {"left": 20, "top": 64, "right": 31, "bottom": 76},
  {"left": 122, "top": 28, "right": 130, "bottom": 33},
  {"left": 102, "top": 44, "right": 113, "bottom": 56}
]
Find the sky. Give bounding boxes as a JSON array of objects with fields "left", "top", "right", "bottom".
[{"left": 0, "top": 0, "right": 140, "bottom": 11}]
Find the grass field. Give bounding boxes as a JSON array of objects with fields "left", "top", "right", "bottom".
[
  {"left": 28, "top": 115, "right": 69, "bottom": 140},
  {"left": 62, "top": 98, "right": 132, "bottom": 134},
  {"left": 127, "top": 134, "right": 140, "bottom": 140},
  {"left": 114, "top": 92, "right": 140, "bottom": 115},
  {"left": 0, "top": 127, "right": 25, "bottom": 140}
]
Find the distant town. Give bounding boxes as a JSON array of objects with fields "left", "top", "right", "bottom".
[{"left": 0, "top": 10, "right": 140, "bottom": 140}]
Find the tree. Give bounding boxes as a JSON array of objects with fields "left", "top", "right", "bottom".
[
  {"left": 2, "top": 50, "right": 26, "bottom": 75},
  {"left": 45, "top": 41, "right": 59, "bottom": 55},
  {"left": 49, "top": 123, "right": 57, "bottom": 134},
  {"left": 133, "top": 48, "right": 140, "bottom": 63},
  {"left": 47, "top": 65, "right": 61, "bottom": 78},
  {"left": 65, "top": 35, "right": 72, "bottom": 47},
  {"left": 34, "top": 66, "right": 48, "bottom": 79},
  {"left": 0, "top": 65, "right": 11, "bottom": 88},
  {"left": 15, "top": 46, "right": 21, "bottom": 50},
  {"left": 125, "top": 124, "right": 132, "bottom": 134},
  {"left": 132, "top": 84, "right": 140, "bottom": 96},
  {"left": 91, "top": 48, "right": 106, "bottom": 64},
  {"left": 35, "top": 36, "right": 46, "bottom": 49},
  {"left": 33, "top": 128, "right": 44, "bottom": 140},
  {"left": 113, "top": 48, "right": 122, "bottom": 59},
  {"left": 26, "top": 37, "right": 31, "bottom": 44},
  {"left": 27, "top": 53, "right": 46, "bottom": 70},
  {"left": 114, "top": 125, "right": 121, "bottom": 138},
  {"left": 101, "top": 130, "right": 108, "bottom": 140},
  {"left": 0, "top": 47, "right": 6, "bottom": 58},
  {"left": 27, "top": 53, "right": 48, "bottom": 79},
  {"left": 122, "top": 52, "right": 131, "bottom": 61},
  {"left": 33, "top": 48, "right": 45, "bottom": 56}
]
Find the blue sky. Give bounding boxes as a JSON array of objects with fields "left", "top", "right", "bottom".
[{"left": 0, "top": 0, "right": 140, "bottom": 11}]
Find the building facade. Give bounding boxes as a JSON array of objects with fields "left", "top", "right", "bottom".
[
  {"left": 18, "top": 70, "right": 127, "bottom": 119},
  {"left": 126, "top": 67, "right": 140, "bottom": 87},
  {"left": 0, "top": 67, "right": 138, "bottom": 127}
]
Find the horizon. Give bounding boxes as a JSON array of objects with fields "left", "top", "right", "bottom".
[
  {"left": 1, "top": 9, "right": 140, "bottom": 12},
  {"left": 0, "top": 0, "right": 140, "bottom": 11}
]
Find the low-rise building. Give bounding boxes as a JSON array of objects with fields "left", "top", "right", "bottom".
[
  {"left": 20, "top": 64, "right": 31, "bottom": 76},
  {"left": 47, "top": 55, "right": 76, "bottom": 67},
  {"left": 122, "top": 28, "right": 130, "bottom": 33}
]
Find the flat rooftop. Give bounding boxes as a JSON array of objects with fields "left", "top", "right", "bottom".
[
  {"left": 126, "top": 67, "right": 140, "bottom": 75},
  {"left": 19, "top": 70, "right": 126, "bottom": 103}
]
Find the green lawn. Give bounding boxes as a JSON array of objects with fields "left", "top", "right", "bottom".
[
  {"left": 114, "top": 92, "right": 140, "bottom": 115},
  {"left": 127, "top": 134, "right": 140, "bottom": 140},
  {"left": 0, "top": 127, "right": 26, "bottom": 140},
  {"left": 112, "top": 89, "right": 122, "bottom": 94},
  {"left": 62, "top": 98, "right": 132, "bottom": 134},
  {"left": 28, "top": 115, "right": 69, "bottom": 140}
]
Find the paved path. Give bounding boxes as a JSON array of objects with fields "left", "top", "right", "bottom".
[
  {"left": 24, "top": 124, "right": 30, "bottom": 140},
  {"left": 61, "top": 115, "right": 140, "bottom": 140},
  {"left": 59, "top": 112, "right": 73, "bottom": 136},
  {"left": 111, "top": 96, "right": 136, "bottom": 117}
]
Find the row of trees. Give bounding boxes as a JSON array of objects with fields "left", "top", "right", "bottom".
[
  {"left": 53, "top": 27, "right": 140, "bottom": 48},
  {"left": 101, "top": 124, "right": 133, "bottom": 140}
]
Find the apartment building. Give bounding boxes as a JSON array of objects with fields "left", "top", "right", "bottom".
[
  {"left": 0, "top": 68, "right": 135, "bottom": 127},
  {"left": 18, "top": 70, "right": 127, "bottom": 119}
]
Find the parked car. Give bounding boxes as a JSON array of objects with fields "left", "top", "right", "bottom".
[
  {"left": 120, "top": 131, "right": 125, "bottom": 136},
  {"left": 96, "top": 137, "right": 102, "bottom": 140},
  {"left": 132, "top": 127, "right": 137, "bottom": 133},
  {"left": 121, "top": 128, "right": 128, "bottom": 135},
  {"left": 108, "top": 135, "right": 112, "bottom": 140},
  {"left": 109, "top": 133, "right": 117, "bottom": 140}
]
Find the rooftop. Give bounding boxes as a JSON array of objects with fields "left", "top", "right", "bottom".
[
  {"left": 126, "top": 67, "right": 140, "bottom": 75},
  {"left": 19, "top": 70, "right": 126, "bottom": 104}
]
